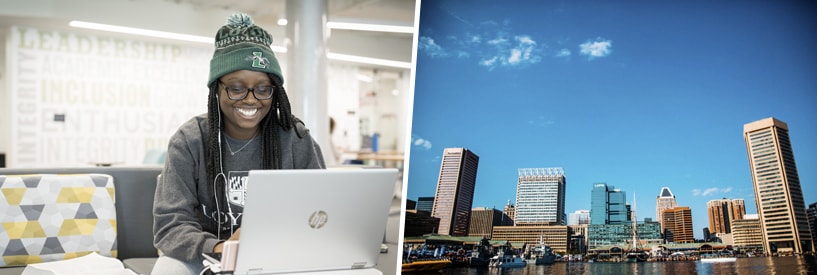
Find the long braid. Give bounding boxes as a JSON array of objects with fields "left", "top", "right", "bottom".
[
  {"left": 205, "top": 83, "right": 224, "bottom": 230},
  {"left": 262, "top": 74, "right": 293, "bottom": 169}
]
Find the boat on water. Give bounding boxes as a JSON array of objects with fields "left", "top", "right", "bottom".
[
  {"left": 401, "top": 259, "right": 452, "bottom": 272},
  {"left": 466, "top": 238, "right": 493, "bottom": 267},
  {"left": 490, "top": 255, "right": 527, "bottom": 268},
  {"left": 625, "top": 193, "right": 649, "bottom": 263},
  {"left": 700, "top": 253, "right": 737, "bottom": 263},
  {"left": 700, "top": 257, "right": 737, "bottom": 263},
  {"left": 625, "top": 250, "right": 649, "bottom": 263},
  {"left": 531, "top": 237, "right": 557, "bottom": 265}
]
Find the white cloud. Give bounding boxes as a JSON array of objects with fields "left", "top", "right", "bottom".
[
  {"left": 479, "top": 35, "right": 541, "bottom": 69},
  {"left": 480, "top": 56, "right": 498, "bottom": 68},
  {"left": 692, "top": 187, "right": 735, "bottom": 197},
  {"left": 579, "top": 38, "right": 612, "bottom": 60},
  {"left": 702, "top": 187, "right": 720, "bottom": 196},
  {"left": 527, "top": 116, "right": 556, "bottom": 128},
  {"left": 488, "top": 38, "right": 507, "bottom": 45},
  {"left": 556, "top": 49, "right": 571, "bottom": 58},
  {"left": 508, "top": 48, "right": 522, "bottom": 64},
  {"left": 411, "top": 135, "right": 433, "bottom": 150},
  {"left": 418, "top": 36, "right": 446, "bottom": 58}
]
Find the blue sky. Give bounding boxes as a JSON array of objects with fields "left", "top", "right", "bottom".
[{"left": 405, "top": 0, "right": 817, "bottom": 239}]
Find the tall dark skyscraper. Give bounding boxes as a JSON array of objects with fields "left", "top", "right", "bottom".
[
  {"left": 590, "top": 183, "right": 628, "bottom": 225},
  {"left": 744, "top": 117, "right": 813, "bottom": 253},
  {"left": 431, "top": 148, "right": 479, "bottom": 236}
]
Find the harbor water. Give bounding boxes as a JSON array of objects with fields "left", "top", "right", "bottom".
[{"left": 433, "top": 256, "right": 817, "bottom": 275}]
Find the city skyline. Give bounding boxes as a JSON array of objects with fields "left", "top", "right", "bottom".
[{"left": 406, "top": 0, "right": 817, "bottom": 240}]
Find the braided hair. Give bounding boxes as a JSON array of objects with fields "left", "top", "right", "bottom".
[{"left": 204, "top": 73, "right": 294, "bottom": 231}]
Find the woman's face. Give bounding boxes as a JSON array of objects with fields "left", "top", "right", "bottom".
[{"left": 218, "top": 70, "right": 273, "bottom": 139}]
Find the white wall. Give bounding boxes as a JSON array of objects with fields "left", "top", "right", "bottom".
[
  {"left": 4, "top": 25, "right": 211, "bottom": 167},
  {"left": 0, "top": 24, "right": 411, "bottom": 168},
  {"left": 1, "top": 26, "right": 8, "bottom": 161}
]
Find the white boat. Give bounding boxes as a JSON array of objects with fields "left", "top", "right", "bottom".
[
  {"left": 490, "top": 255, "right": 527, "bottom": 268},
  {"left": 700, "top": 257, "right": 736, "bottom": 263}
]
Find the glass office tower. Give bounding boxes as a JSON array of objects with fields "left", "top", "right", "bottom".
[{"left": 590, "top": 183, "right": 628, "bottom": 225}]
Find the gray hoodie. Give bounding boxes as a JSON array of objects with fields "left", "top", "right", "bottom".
[{"left": 152, "top": 114, "right": 325, "bottom": 262}]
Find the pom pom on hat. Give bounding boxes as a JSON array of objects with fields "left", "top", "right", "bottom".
[
  {"left": 208, "top": 13, "right": 283, "bottom": 86},
  {"left": 226, "top": 13, "right": 254, "bottom": 27}
]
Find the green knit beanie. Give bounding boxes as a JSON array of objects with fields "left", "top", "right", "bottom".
[{"left": 208, "top": 13, "right": 283, "bottom": 86}]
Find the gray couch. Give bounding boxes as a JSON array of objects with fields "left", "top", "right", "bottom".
[{"left": 0, "top": 166, "right": 162, "bottom": 275}]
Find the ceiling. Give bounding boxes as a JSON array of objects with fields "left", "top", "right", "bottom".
[{"left": 0, "top": 0, "right": 416, "bottom": 69}]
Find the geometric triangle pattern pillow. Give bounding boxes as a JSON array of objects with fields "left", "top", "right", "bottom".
[{"left": 0, "top": 174, "right": 117, "bottom": 267}]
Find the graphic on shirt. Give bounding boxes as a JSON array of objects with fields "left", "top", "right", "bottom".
[{"left": 227, "top": 171, "right": 249, "bottom": 206}]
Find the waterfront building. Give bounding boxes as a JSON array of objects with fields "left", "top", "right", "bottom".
[
  {"left": 655, "top": 187, "right": 677, "bottom": 233},
  {"left": 468, "top": 207, "right": 512, "bottom": 239},
  {"left": 503, "top": 201, "right": 516, "bottom": 225},
  {"left": 568, "top": 224, "right": 589, "bottom": 254},
  {"left": 808, "top": 203, "right": 817, "bottom": 247},
  {"left": 716, "top": 233, "right": 734, "bottom": 246},
  {"left": 662, "top": 206, "right": 694, "bottom": 243},
  {"left": 404, "top": 209, "right": 440, "bottom": 237},
  {"left": 586, "top": 219, "right": 662, "bottom": 249},
  {"left": 732, "top": 214, "right": 765, "bottom": 253},
  {"left": 416, "top": 196, "right": 434, "bottom": 212},
  {"left": 491, "top": 225, "right": 569, "bottom": 254},
  {"left": 707, "top": 198, "right": 746, "bottom": 234},
  {"left": 515, "top": 168, "right": 566, "bottom": 225},
  {"left": 590, "top": 183, "right": 629, "bottom": 225},
  {"left": 744, "top": 117, "right": 814, "bottom": 253},
  {"left": 431, "top": 148, "right": 479, "bottom": 236},
  {"left": 568, "top": 210, "right": 591, "bottom": 225}
]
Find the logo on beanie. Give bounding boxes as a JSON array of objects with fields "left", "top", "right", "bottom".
[{"left": 247, "top": 52, "right": 269, "bottom": 69}]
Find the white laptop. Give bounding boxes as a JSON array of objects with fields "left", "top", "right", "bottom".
[{"left": 232, "top": 168, "right": 398, "bottom": 275}]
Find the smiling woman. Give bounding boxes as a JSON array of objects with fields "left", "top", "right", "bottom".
[{"left": 151, "top": 13, "right": 326, "bottom": 275}]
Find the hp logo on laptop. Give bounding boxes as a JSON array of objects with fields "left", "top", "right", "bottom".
[{"left": 308, "top": 210, "right": 328, "bottom": 229}]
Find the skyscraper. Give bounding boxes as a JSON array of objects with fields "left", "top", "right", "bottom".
[
  {"left": 707, "top": 198, "right": 746, "bottom": 234},
  {"left": 655, "top": 187, "right": 677, "bottom": 232},
  {"left": 431, "top": 148, "right": 479, "bottom": 236},
  {"left": 744, "top": 117, "right": 813, "bottom": 253},
  {"left": 568, "top": 210, "right": 591, "bottom": 225},
  {"left": 662, "top": 206, "right": 694, "bottom": 243},
  {"left": 515, "top": 167, "right": 566, "bottom": 225},
  {"left": 590, "top": 183, "right": 628, "bottom": 225}
]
